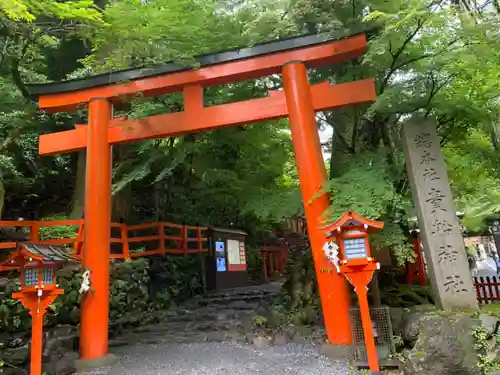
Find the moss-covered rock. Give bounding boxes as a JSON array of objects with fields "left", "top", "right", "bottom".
[
  {"left": 401, "top": 305, "right": 437, "bottom": 345},
  {"left": 402, "top": 311, "right": 481, "bottom": 375}
]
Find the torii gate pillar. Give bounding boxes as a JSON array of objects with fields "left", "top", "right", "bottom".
[
  {"left": 283, "top": 61, "right": 352, "bottom": 344},
  {"left": 79, "top": 98, "right": 113, "bottom": 363}
]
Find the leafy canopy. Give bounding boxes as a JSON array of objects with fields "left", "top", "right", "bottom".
[{"left": 0, "top": 0, "right": 103, "bottom": 23}]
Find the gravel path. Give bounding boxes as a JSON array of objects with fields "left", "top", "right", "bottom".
[{"left": 77, "top": 342, "right": 355, "bottom": 375}]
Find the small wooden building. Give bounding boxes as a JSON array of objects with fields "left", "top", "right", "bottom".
[{"left": 206, "top": 227, "right": 248, "bottom": 290}]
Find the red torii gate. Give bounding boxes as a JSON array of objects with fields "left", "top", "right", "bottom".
[{"left": 27, "top": 27, "right": 376, "bottom": 365}]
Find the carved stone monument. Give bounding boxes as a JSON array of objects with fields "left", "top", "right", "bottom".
[{"left": 402, "top": 117, "right": 477, "bottom": 309}]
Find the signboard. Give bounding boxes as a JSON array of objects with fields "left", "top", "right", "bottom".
[
  {"left": 343, "top": 238, "right": 367, "bottom": 260},
  {"left": 227, "top": 239, "right": 242, "bottom": 265},
  {"left": 226, "top": 239, "right": 247, "bottom": 271},
  {"left": 239, "top": 241, "right": 246, "bottom": 264}
]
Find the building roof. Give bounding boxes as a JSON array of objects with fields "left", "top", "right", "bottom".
[{"left": 210, "top": 227, "right": 248, "bottom": 236}]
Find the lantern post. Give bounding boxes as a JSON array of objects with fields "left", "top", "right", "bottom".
[
  {"left": 0, "top": 243, "right": 72, "bottom": 375},
  {"left": 322, "top": 211, "right": 384, "bottom": 375}
]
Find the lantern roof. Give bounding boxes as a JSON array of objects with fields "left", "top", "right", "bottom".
[
  {"left": 323, "top": 211, "right": 384, "bottom": 235},
  {"left": 0, "top": 243, "right": 72, "bottom": 270}
]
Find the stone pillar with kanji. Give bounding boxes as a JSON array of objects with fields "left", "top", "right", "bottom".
[{"left": 402, "top": 117, "right": 477, "bottom": 309}]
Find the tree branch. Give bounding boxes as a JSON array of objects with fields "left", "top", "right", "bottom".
[
  {"left": 351, "top": 109, "right": 359, "bottom": 152},
  {"left": 0, "top": 35, "right": 11, "bottom": 71},
  {"left": 10, "top": 31, "right": 42, "bottom": 101},
  {"left": 378, "top": 18, "right": 428, "bottom": 95},
  {"left": 493, "top": 0, "right": 500, "bottom": 14},
  {"left": 394, "top": 39, "right": 460, "bottom": 71}
]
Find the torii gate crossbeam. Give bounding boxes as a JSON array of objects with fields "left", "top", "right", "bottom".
[
  {"left": 27, "top": 26, "right": 376, "bottom": 367},
  {"left": 39, "top": 79, "right": 375, "bottom": 155}
]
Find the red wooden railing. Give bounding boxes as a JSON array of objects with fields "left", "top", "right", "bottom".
[
  {"left": 0, "top": 220, "right": 84, "bottom": 251},
  {"left": 406, "top": 237, "right": 427, "bottom": 286},
  {"left": 259, "top": 247, "right": 288, "bottom": 282},
  {"left": 282, "top": 216, "right": 307, "bottom": 235},
  {"left": 258, "top": 216, "right": 308, "bottom": 282},
  {"left": 0, "top": 220, "right": 208, "bottom": 261},
  {"left": 474, "top": 276, "right": 500, "bottom": 304}
]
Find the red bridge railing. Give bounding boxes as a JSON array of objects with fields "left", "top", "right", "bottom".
[
  {"left": 259, "top": 247, "right": 288, "bottom": 282},
  {"left": 282, "top": 216, "right": 307, "bottom": 235},
  {"left": 0, "top": 220, "right": 208, "bottom": 262}
]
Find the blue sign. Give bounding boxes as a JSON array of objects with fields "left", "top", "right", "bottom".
[
  {"left": 217, "top": 256, "right": 227, "bottom": 272},
  {"left": 215, "top": 241, "right": 225, "bottom": 254},
  {"left": 215, "top": 241, "right": 226, "bottom": 272}
]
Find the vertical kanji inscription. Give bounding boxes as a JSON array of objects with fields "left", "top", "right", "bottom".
[{"left": 402, "top": 118, "right": 476, "bottom": 309}]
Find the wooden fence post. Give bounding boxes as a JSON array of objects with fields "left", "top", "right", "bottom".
[
  {"left": 260, "top": 250, "right": 268, "bottom": 282},
  {"left": 30, "top": 223, "right": 40, "bottom": 242},
  {"left": 121, "top": 224, "right": 130, "bottom": 259},
  {"left": 196, "top": 227, "right": 207, "bottom": 293},
  {"left": 159, "top": 223, "right": 165, "bottom": 254},
  {"left": 182, "top": 225, "right": 188, "bottom": 256}
]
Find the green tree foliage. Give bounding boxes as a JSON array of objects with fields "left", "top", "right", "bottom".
[
  {"left": 84, "top": 0, "right": 247, "bottom": 69},
  {"left": 0, "top": 0, "right": 105, "bottom": 218},
  {"left": 0, "top": 0, "right": 102, "bottom": 23},
  {"left": 445, "top": 129, "right": 500, "bottom": 230}
]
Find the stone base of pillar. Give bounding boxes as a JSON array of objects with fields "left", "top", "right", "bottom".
[
  {"left": 75, "top": 353, "right": 118, "bottom": 371},
  {"left": 318, "top": 343, "right": 353, "bottom": 359}
]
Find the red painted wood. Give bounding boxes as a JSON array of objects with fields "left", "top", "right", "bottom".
[
  {"left": 37, "top": 34, "right": 367, "bottom": 112},
  {"left": 474, "top": 276, "right": 500, "bottom": 304},
  {"left": 39, "top": 79, "right": 375, "bottom": 155}
]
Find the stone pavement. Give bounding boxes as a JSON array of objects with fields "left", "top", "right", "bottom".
[
  {"left": 76, "top": 283, "right": 354, "bottom": 375},
  {"left": 76, "top": 342, "right": 355, "bottom": 375}
]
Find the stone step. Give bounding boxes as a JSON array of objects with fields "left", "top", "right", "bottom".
[
  {"left": 196, "top": 295, "right": 266, "bottom": 306},
  {"left": 206, "top": 283, "right": 282, "bottom": 299},
  {"left": 210, "top": 301, "right": 261, "bottom": 311},
  {"left": 209, "top": 287, "right": 274, "bottom": 295},
  {"left": 203, "top": 292, "right": 272, "bottom": 303},
  {"left": 133, "top": 319, "right": 245, "bottom": 336},
  {"left": 112, "top": 328, "right": 247, "bottom": 346},
  {"left": 163, "top": 306, "right": 256, "bottom": 323}
]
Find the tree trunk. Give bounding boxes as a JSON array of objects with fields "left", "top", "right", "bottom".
[
  {"left": 381, "top": 120, "right": 398, "bottom": 168},
  {"left": 360, "top": 114, "right": 384, "bottom": 151},
  {"left": 326, "top": 111, "right": 354, "bottom": 179},
  {"left": 492, "top": 120, "right": 500, "bottom": 152},
  {"left": 329, "top": 125, "right": 348, "bottom": 179},
  {"left": 111, "top": 145, "right": 131, "bottom": 222},
  {"left": 154, "top": 182, "right": 161, "bottom": 221},
  {"left": 112, "top": 185, "right": 131, "bottom": 222},
  {"left": 370, "top": 273, "right": 382, "bottom": 307},
  {"left": 69, "top": 151, "right": 86, "bottom": 219}
]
